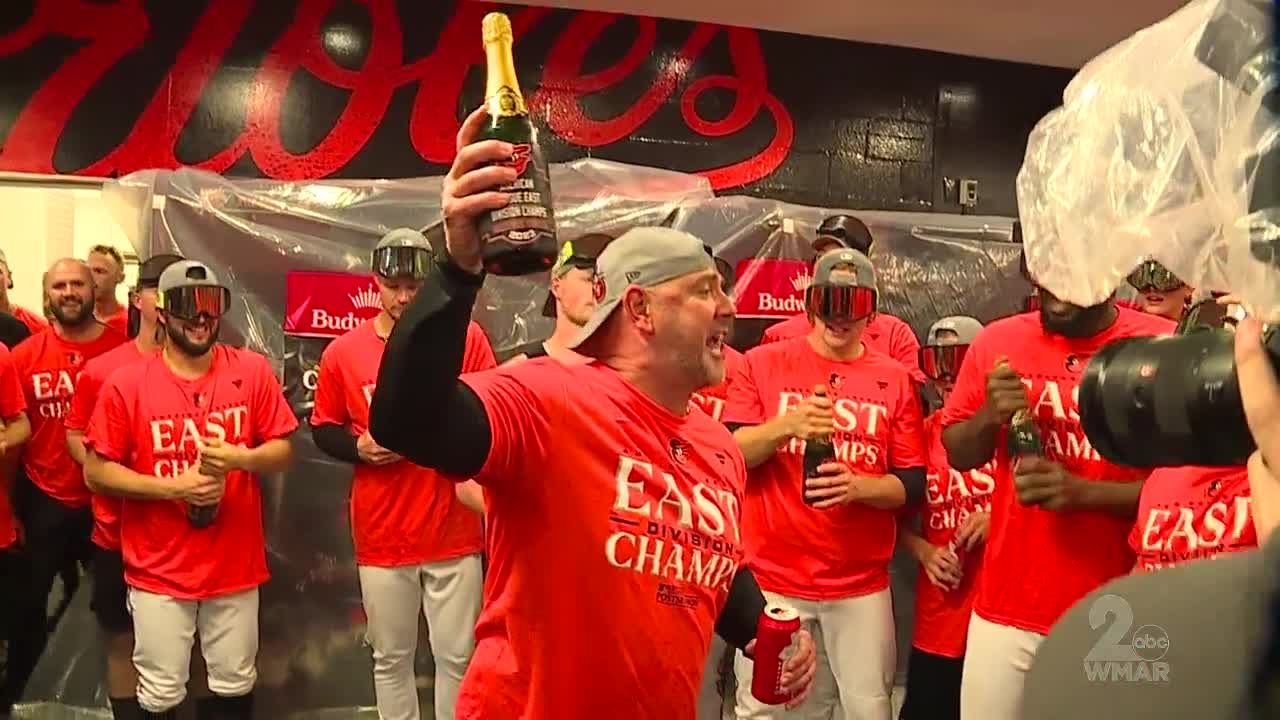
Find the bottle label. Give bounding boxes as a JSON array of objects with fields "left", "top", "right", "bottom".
[
  {"left": 487, "top": 85, "right": 528, "bottom": 117},
  {"left": 482, "top": 141, "right": 556, "bottom": 248}
]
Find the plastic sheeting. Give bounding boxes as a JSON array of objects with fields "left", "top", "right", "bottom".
[
  {"left": 1017, "top": 0, "right": 1277, "bottom": 313},
  {"left": 18, "top": 160, "right": 1032, "bottom": 718}
]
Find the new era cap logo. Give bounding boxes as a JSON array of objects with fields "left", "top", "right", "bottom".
[{"left": 625, "top": 271, "right": 641, "bottom": 283}]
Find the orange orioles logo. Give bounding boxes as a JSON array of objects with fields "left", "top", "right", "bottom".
[
  {"left": 507, "top": 144, "right": 533, "bottom": 177},
  {"left": 669, "top": 437, "right": 692, "bottom": 465}
]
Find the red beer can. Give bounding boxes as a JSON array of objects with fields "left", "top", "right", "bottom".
[{"left": 751, "top": 603, "right": 801, "bottom": 705}]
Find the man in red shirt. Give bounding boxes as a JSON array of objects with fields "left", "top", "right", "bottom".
[
  {"left": 88, "top": 244, "right": 129, "bottom": 335},
  {"left": 83, "top": 260, "right": 297, "bottom": 720},
  {"left": 897, "top": 315, "right": 993, "bottom": 720},
  {"left": 939, "top": 283, "right": 1174, "bottom": 720},
  {"left": 758, "top": 217, "right": 924, "bottom": 382},
  {"left": 0, "top": 249, "right": 49, "bottom": 335},
  {"left": 9, "top": 258, "right": 125, "bottom": 696},
  {"left": 724, "top": 248, "right": 926, "bottom": 719},
  {"left": 0, "top": 341, "right": 33, "bottom": 715},
  {"left": 311, "top": 228, "right": 495, "bottom": 720},
  {"left": 367, "top": 106, "right": 816, "bottom": 720},
  {"left": 501, "top": 233, "right": 612, "bottom": 364},
  {"left": 63, "top": 253, "right": 183, "bottom": 719}
]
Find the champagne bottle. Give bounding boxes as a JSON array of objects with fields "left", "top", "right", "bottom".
[
  {"left": 476, "top": 12, "right": 558, "bottom": 276},
  {"left": 802, "top": 387, "right": 836, "bottom": 507},
  {"left": 1007, "top": 409, "right": 1042, "bottom": 457}
]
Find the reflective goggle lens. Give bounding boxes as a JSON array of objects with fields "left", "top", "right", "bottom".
[
  {"left": 161, "top": 286, "right": 230, "bottom": 320},
  {"left": 1126, "top": 262, "right": 1184, "bottom": 293},
  {"left": 805, "top": 285, "right": 877, "bottom": 322},
  {"left": 373, "top": 246, "right": 432, "bottom": 280},
  {"left": 919, "top": 344, "right": 970, "bottom": 381}
]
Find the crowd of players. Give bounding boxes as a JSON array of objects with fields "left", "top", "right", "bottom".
[{"left": 0, "top": 110, "right": 1260, "bottom": 720}]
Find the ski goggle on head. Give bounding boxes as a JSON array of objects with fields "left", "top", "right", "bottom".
[
  {"left": 805, "top": 284, "right": 877, "bottom": 323},
  {"left": 373, "top": 245, "right": 432, "bottom": 280},
  {"left": 919, "top": 343, "right": 970, "bottom": 381},
  {"left": 1126, "top": 260, "right": 1185, "bottom": 293},
  {"left": 159, "top": 285, "right": 231, "bottom": 321}
]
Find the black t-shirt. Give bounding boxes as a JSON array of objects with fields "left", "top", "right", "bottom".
[
  {"left": 0, "top": 312, "right": 31, "bottom": 350},
  {"left": 1024, "top": 528, "right": 1280, "bottom": 719}
]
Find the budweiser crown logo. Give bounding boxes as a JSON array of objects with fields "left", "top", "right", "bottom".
[
  {"left": 790, "top": 270, "right": 812, "bottom": 292},
  {"left": 348, "top": 284, "right": 380, "bottom": 310}
]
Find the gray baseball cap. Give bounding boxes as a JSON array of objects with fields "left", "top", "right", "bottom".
[
  {"left": 375, "top": 227, "right": 430, "bottom": 251},
  {"left": 567, "top": 227, "right": 715, "bottom": 350},
  {"left": 812, "top": 248, "right": 876, "bottom": 289},
  {"left": 159, "top": 260, "right": 222, "bottom": 292},
  {"left": 927, "top": 315, "right": 983, "bottom": 345}
]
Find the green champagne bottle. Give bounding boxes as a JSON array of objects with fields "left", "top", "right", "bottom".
[
  {"left": 1007, "top": 409, "right": 1043, "bottom": 457},
  {"left": 476, "top": 12, "right": 558, "bottom": 276}
]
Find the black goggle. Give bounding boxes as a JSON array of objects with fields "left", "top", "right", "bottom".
[
  {"left": 373, "top": 246, "right": 432, "bottom": 280},
  {"left": 805, "top": 285, "right": 877, "bottom": 322},
  {"left": 562, "top": 255, "right": 597, "bottom": 272},
  {"left": 919, "top": 343, "right": 970, "bottom": 381},
  {"left": 1176, "top": 298, "right": 1245, "bottom": 334},
  {"left": 160, "top": 286, "right": 230, "bottom": 320},
  {"left": 1126, "top": 261, "right": 1185, "bottom": 293}
]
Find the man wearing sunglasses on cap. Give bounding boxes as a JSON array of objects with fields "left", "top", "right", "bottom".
[
  {"left": 759, "top": 216, "right": 925, "bottom": 383},
  {"left": 63, "top": 253, "right": 183, "bottom": 720},
  {"left": 311, "top": 228, "right": 495, "bottom": 720},
  {"left": 937, "top": 269, "right": 1173, "bottom": 720},
  {"left": 83, "top": 261, "right": 297, "bottom": 720},
  {"left": 897, "top": 316, "right": 994, "bottom": 720},
  {"left": 500, "top": 234, "right": 612, "bottom": 365},
  {"left": 725, "top": 248, "right": 926, "bottom": 719}
]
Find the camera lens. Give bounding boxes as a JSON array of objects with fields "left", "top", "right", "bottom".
[{"left": 1080, "top": 329, "right": 1258, "bottom": 467}]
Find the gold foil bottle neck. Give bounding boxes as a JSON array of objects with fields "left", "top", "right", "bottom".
[{"left": 482, "top": 12, "right": 513, "bottom": 45}]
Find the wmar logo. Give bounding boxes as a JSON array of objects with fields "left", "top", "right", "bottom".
[{"left": 1083, "top": 594, "right": 1170, "bottom": 683}]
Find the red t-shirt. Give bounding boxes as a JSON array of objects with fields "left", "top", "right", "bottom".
[
  {"left": 0, "top": 344, "right": 29, "bottom": 550},
  {"left": 310, "top": 320, "right": 495, "bottom": 567},
  {"left": 9, "top": 306, "right": 49, "bottom": 336},
  {"left": 690, "top": 345, "right": 744, "bottom": 421},
  {"left": 99, "top": 307, "right": 129, "bottom": 337},
  {"left": 910, "top": 414, "right": 995, "bottom": 658},
  {"left": 458, "top": 359, "right": 746, "bottom": 719},
  {"left": 1129, "top": 465, "right": 1256, "bottom": 572},
  {"left": 760, "top": 312, "right": 925, "bottom": 383},
  {"left": 83, "top": 346, "right": 299, "bottom": 599},
  {"left": 65, "top": 341, "right": 151, "bottom": 550},
  {"left": 12, "top": 326, "right": 126, "bottom": 507},
  {"left": 723, "top": 336, "right": 926, "bottom": 601},
  {"left": 939, "top": 308, "right": 1176, "bottom": 634}
]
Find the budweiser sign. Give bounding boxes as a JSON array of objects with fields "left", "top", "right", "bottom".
[
  {"left": 284, "top": 272, "right": 381, "bottom": 338},
  {"left": 733, "top": 259, "right": 811, "bottom": 318}
]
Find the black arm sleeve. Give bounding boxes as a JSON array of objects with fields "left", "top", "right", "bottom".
[
  {"left": 310, "top": 424, "right": 360, "bottom": 464},
  {"left": 368, "top": 259, "right": 493, "bottom": 477},
  {"left": 892, "top": 466, "right": 927, "bottom": 507},
  {"left": 715, "top": 566, "right": 767, "bottom": 651}
]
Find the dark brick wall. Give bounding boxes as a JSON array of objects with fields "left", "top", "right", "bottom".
[{"left": 0, "top": 0, "right": 1073, "bottom": 217}]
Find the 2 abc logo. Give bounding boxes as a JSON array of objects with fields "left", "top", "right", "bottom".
[{"left": 1131, "top": 624, "right": 1170, "bottom": 661}]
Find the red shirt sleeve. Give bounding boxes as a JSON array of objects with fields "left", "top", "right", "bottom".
[
  {"left": 463, "top": 322, "right": 498, "bottom": 373},
  {"left": 939, "top": 329, "right": 989, "bottom": 428},
  {"left": 760, "top": 323, "right": 783, "bottom": 344},
  {"left": 889, "top": 371, "right": 926, "bottom": 468},
  {"left": 461, "top": 362, "right": 561, "bottom": 490},
  {"left": 84, "top": 379, "right": 133, "bottom": 464},
  {"left": 0, "top": 346, "right": 26, "bottom": 420},
  {"left": 889, "top": 319, "right": 922, "bottom": 369},
  {"left": 308, "top": 345, "right": 349, "bottom": 428},
  {"left": 65, "top": 364, "right": 102, "bottom": 432},
  {"left": 249, "top": 354, "right": 301, "bottom": 443},
  {"left": 1127, "top": 516, "right": 1141, "bottom": 555},
  {"left": 722, "top": 353, "right": 767, "bottom": 426}
]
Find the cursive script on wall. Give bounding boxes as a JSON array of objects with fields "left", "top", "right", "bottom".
[{"left": 0, "top": 0, "right": 793, "bottom": 189}]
